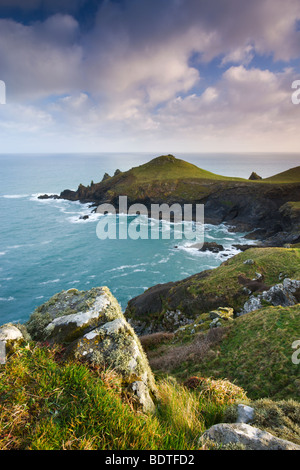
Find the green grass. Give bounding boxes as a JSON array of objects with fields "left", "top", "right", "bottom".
[
  {"left": 128, "top": 247, "right": 300, "bottom": 328},
  {"left": 127, "top": 155, "right": 245, "bottom": 182},
  {"left": 189, "top": 247, "right": 300, "bottom": 304},
  {"left": 263, "top": 166, "right": 300, "bottom": 183},
  {"left": 163, "top": 304, "right": 300, "bottom": 401},
  {"left": 0, "top": 344, "right": 245, "bottom": 450}
]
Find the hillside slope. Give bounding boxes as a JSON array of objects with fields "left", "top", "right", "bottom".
[
  {"left": 125, "top": 247, "right": 300, "bottom": 334},
  {"left": 41, "top": 154, "right": 300, "bottom": 245}
]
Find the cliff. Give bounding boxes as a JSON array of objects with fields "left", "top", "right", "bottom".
[{"left": 39, "top": 155, "right": 300, "bottom": 245}]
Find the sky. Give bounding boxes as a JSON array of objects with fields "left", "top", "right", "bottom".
[{"left": 0, "top": 0, "right": 300, "bottom": 154}]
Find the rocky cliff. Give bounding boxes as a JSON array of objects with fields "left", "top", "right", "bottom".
[{"left": 39, "top": 155, "right": 300, "bottom": 246}]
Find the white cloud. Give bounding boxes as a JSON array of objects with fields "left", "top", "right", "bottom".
[{"left": 0, "top": 0, "right": 300, "bottom": 152}]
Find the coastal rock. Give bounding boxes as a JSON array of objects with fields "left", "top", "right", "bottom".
[
  {"left": 0, "top": 323, "right": 24, "bottom": 356},
  {"left": 249, "top": 172, "right": 262, "bottom": 180},
  {"left": 26, "top": 287, "right": 156, "bottom": 412},
  {"left": 65, "top": 317, "right": 156, "bottom": 412},
  {"left": 26, "top": 287, "right": 123, "bottom": 343},
  {"left": 240, "top": 278, "right": 300, "bottom": 315},
  {"left": 199, "top": 423, "right": 300, "bottom": 450},
  {"left": 233, "top": 244, "right": 258, "bottom": 252},
  {"left": 199, "top": 242, "right": 224, "bottom": 253},
  {"left": 209, "top": 307, "right": 234, "bottom": 328}
]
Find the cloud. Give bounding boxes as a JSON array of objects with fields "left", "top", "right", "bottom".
[
  {"left": 0, "top": 0, "right": 300, "bottom": 152},
  {"left": 0, "top": 15, "right": 82, "bottom": 101},
  {"left": 152, "top": 65, "right": 300, "bottom": 151}
]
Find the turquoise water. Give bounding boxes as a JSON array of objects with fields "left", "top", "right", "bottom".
[{"left": 0, "top": 153, "right": 299, "bottom": 325}]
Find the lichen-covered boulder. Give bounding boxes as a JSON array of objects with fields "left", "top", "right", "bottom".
[
  {"left": 240, "top": 278, "right": 300, "bottom": 315},
  {"left": 26, "top": 286, "right": 157, "bottom": 412},
  {"left": 199, "top": 423, "right": 300, "bottom": 450},
  {"left": 0, "top": 323, "right": 24, "bottom": 356},
  {"left": 26, "top": 287, "right": 122, "bottom": 343},
  {"left": 65, "top": 316, "right": 157, "bottom": 412}
]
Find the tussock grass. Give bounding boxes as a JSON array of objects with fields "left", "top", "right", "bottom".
[{"left": 0, "top": 343, "right": 240, "bottom": 450}]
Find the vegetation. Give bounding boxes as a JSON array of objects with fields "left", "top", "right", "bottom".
[
  {"left": 264, "top": 166, "right": 300, "bottom": 183},
  {"left": 143, "top": 304, "right": 300, "bottom": 401},
  {"left": 126, "top": 247, "right": 300, "bottom": 329},
  {"left": 0, "top": 343, "right": 246, "bottom": 450}
]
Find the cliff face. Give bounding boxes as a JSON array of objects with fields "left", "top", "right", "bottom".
[
  {"left": 40, "top": 155, "right": 300, "bottom": 245},
  {"left": 125, "top": 247, "right": 300, "bottom": 335}
]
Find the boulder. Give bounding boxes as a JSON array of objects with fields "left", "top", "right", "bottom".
[
  {"left": 249, "top": 172, "right": 262, "bottom": 180},
  {"left": 199, "top": 423, "right": 300, "bottom": 450},
  {"left": 26, "top": 287, "right": 123, "bottom": 343},
  {"left": 26, "top": 287, "right": 157, "bottom": 412},
  {"left": 241, "top": 278, "right": 300, "bottom": 315},
  {"left": 199, "top": 242, "right": 224, "bottom": 253},
  {"left": 209, "top": 307, "right": 234, "bottom": 320},
  {"left": 0, "top": 323, "right": 24, "bottom": 357},
  {"left": 65, "top": 316, "right": 156, "bottom": 412},
  {"left": 236, "top": 404, "right": 255, "bottom": 424}
]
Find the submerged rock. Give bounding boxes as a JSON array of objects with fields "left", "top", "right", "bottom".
[{"left": 199, "top": 242, "right": 224, "bottom": 253}]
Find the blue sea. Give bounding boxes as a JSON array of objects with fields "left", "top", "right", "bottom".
[{"left": 0, "top": 152, "right": 299, "bottom": 325}]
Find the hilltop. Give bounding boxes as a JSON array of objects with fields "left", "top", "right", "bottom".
[
  {"left": 264, "top": 166, "right": 300, "bottom": 183},
  {"left": 40, "top": 154, "right": 300, "bottom": 246}
]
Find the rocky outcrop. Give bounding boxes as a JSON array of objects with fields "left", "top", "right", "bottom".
[
  {"left": 240, "top": 278, "right": 300, "bottom": 315},
  {"left": 249, "top": 172, "right": 262, "bottom": 180},
  {"left": 26, "top": 287, "right": 157, "bottom": 412},
  {"left": 26, "top": 287, "right": 123, "bottom": 343},
  {"left": 200, "top": 242, "right": 224, "bottom": 253},
  {"left": 199, "top": 422, "right": 300, "bottom": 450},
  {"left": 126, "top": 248, "right": 300, "bottom": 335}
]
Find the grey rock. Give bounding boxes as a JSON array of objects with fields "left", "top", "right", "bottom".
[
  {"left": 236, "top": 404, "right": 254, "bottom": 424},
  {"left": 26, "top": 286, "right": 123, "bottom": 343},
  {"left": 240, "top": 278, "right": 300, "bottom": 315},
  {"left": 199, "top": 423, "right": 300, "bottom": 450},
  {"left": 0, "top": 323, "right": 24, "bottom": 356},
  {"left": 26, "top": 287, "right": 157, "bottom": 413},
  {"left": 210, "top": 318, "right": 222, "bottom": 328}
]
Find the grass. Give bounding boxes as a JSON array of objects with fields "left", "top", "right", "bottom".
[
  {"left": 102, "top": 156, "right": 300, "bottom": 186},
  {"left": 151, "top": 304, "right": 300, "bottom": 401},
  {"left": 185, "top": 247, "right": 300, "bottom": 305},
  {"left": 127, "top": 155, "right": 246, "bottom": 182},
  {"left": 263, "top": 166, "right": 300, "bottom": 183},
  {"left": 0, "top": 343, "right": 246, "bottom": 450},
  {"left": 127, "top": 247, "right": 300, "bottom": 330}
]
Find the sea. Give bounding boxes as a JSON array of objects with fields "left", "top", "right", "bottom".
[{"left": 0, "top": 152, "right": 299, "bottom": 325}]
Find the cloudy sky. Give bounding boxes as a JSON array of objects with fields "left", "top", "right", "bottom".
[{"left": 0, "top": 0, "right": 300, "bottom": 153}]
